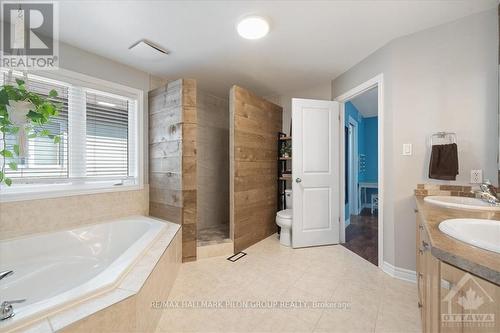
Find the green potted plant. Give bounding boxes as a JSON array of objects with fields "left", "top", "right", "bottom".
[
  {"left": 280, "top": 142, "right": 292, "bottom": 158},
  {"left": 0, "top": 78, "right": 62, "bottom": 186}
]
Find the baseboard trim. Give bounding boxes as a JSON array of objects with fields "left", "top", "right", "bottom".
[{"left": 382, "top": 261, "right": 417, "bottom": 283}]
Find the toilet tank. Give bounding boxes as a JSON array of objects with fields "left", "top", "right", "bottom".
[{"left": 285, "top": 189, "right": 293, "bottom": 209}]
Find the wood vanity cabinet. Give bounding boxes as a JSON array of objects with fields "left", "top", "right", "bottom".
[
  {"left": 416, "top": 212, "right": 440, "bottom": 333},
  {"left": 416, "top": 212, "right": 500, "bottom": 333}
]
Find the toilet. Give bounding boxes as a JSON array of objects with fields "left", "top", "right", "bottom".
[{"left": 276, "top": 189, "right": 293, "bottom": 246}]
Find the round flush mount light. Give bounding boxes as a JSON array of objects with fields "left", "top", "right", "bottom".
[{"left": 237, "top": 16, "right": 270, "bottom": 40}]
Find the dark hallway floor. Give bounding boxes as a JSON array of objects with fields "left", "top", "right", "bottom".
[{"left": 341, "top": 208, "right": 378, "bottom": 266}]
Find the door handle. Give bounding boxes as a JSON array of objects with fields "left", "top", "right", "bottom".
[{"left": 295, "top": 178, "right": 302, "bottom": 183}]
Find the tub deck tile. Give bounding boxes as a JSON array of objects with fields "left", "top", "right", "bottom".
[{"left": 48, "top": 286, "right": 135, "bottom": 331}]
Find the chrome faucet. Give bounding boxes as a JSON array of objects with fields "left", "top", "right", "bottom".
[
  {"left": 0, "top": 271, "right": 25, "bottom": 321},
  {"left": 0, "top": 271, "right": 13, "bottom": 281},
  {"left": 475, "top": 182, "right": 500, "bottom": 205},
  {"left": 1, "top": 300, "right": 26, "bottom": 320}
]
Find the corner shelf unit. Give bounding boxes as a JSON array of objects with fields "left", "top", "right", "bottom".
[{"left": 278, "top": 132, "right": 292, "bottom": 211}]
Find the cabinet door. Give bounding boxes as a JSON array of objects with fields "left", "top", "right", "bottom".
[
  {"left": 440, "top": 262, "right": 464, "bottom": 333},
  {"left": 441, "top": 262, "right": 500, "bottom": 333},
  {"left": 416, "top": 212, "right": 425, "bottom": 326},
  {"left": 424, "top": 249, "right": 440, "bottom": 333}
]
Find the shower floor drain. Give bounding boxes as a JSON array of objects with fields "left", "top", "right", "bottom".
[{"left": 227, "top": 251, "right": 247, "bottom": 262}]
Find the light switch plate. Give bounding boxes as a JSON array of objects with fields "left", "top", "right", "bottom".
[
  {"left": 470, "top": 169, "right": 483, "bottom": 184},
  {"left": 402, "top": 143, "right": 412, "bottom": 156}
]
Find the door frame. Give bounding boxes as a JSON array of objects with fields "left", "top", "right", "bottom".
[
  {"left": 347, "top": 116, "right": 359, "bottom": 216},
  {"left": 335, "top": 73, "right": 384, "bottom": 267}
]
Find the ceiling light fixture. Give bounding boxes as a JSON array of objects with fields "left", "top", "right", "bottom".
[{"left": 237, "top": 16, "right": 270, "bottom": 40}]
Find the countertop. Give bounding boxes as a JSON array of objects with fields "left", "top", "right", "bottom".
[{"left": 415, "top": 197, "right": 500, "bottom": 285}]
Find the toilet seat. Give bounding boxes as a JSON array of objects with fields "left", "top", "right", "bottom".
[{"left": 277, "top": 209, "right": 292, "bottom": 219}]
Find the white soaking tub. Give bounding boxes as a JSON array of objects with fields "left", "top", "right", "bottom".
[{"left": 0, "top": 216, "right": 171, "bottom": 332}]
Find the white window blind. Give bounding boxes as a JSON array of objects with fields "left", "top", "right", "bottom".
[
  {"left": 85, "top": 92, "right": 129, "bottom": 178},
  {"left": 2, "top": 72, "right": 69, "bottom": 180},
  {"left": 1, "top": 70, "right": 139, "bottom": 191}
]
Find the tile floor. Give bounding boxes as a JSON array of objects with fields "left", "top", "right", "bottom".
[{"left": 157, "top": 234, "right": 420, "bottom": 333}]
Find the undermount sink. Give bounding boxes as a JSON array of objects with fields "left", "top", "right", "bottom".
[
  {"left": 439, "top": 219, "right": 500, "bottom": 254},
  {"left": 424, "top": 195, "right": 500, "bottom": 211}
]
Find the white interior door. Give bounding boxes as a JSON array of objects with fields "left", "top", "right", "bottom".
[{"left": 292, "top": 98, "right": 340, "bottom": 248}]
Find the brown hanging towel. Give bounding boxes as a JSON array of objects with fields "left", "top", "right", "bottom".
[
  {"left": 428, "top": 143, "right": 459, "bottom": 180},
  {"left": 429, "top": 143, "right": 458, "bottom": 180}
]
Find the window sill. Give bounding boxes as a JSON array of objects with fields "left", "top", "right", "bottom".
[{"left": 0, "top": 182, "right": 144, "bottom": 203}]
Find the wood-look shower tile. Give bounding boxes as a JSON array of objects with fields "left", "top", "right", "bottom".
[
  {"left": 149, "top": 203, "right": 182, "bottom": 225},
  {"left": 182, "top": 79, "right": 197, "bottom": 107}
]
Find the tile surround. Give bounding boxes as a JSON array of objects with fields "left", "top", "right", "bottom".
[
  {"left": 197, "top": 89, "right": 230, "bottom": 236},
  {"left": 0, "top": 188, "right": 149, "bottom": 240},
  {"left": 54, "top": 226, "right": 181, "bottom": 333}
]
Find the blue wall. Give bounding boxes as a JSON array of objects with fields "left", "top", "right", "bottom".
[
  {"left": 362, "top": 116, "right": 378, "bottom": 208},
  {"left": 363, "top": 116, "right": 378, "bottom": 183},
  {"left": 344, "top": 102, "right": 378, "bottom": 222}
]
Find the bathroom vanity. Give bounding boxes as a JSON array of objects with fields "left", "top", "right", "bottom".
[{"left": 415, "top": 196, "right": 500, "bottom": 333}]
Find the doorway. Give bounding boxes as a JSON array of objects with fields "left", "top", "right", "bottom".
[{"left": 336, "top": 74, "right": 384, "bottom": 267}]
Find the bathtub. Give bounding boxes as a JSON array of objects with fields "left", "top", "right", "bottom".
[{"left": 0, "top": 216, "right": 171, "bottom": 332}]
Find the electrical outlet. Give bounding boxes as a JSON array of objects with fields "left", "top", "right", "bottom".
[{"left": 470, "top": 169, "right": 483, "bottom": 184}]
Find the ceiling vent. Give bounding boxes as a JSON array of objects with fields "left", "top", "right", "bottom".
[{"left": 128, "top": 39, "right": 169, "bottom": 59}]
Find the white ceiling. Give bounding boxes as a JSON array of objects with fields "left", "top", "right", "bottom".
[
  {"left": 350, "top": 87, "right": 378, "bottom": 118},
  {"left": 57, "top": 0, "right": 496, "bottom": 97}
]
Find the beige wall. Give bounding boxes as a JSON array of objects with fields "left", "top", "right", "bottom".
[
  {"left": 333, "top": 9, "right": 498, "bottom": 270},
  {"left": 197, "top": 90, "right": 229, "bottom": 232}
]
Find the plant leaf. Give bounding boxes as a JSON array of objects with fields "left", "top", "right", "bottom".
[
  {"left": 0, "top": 89, "right": 9, "bottom": 105},
  {"left": 0, "top": 171, "right": 3, "bottom": 182},
  {"left": 4, "top": 177, "right": 12, "bottom": 186},
  {"left": 48, "top": 89, "right": 58, "bottom": 98},
  {"left": 0, "top": 150, "right": 13, "bottom": 158},
  {"left": 27, "top": 110, "right": 43, "bottom": 121},
  {"left": 53, "top": 136, "right": 61, "bottom": 144},
  {"left": 13, "top": 144, "right": 19, "bottom": 156},
  {"left": 8, "top": 162, "right": 17, "bottom": 170},
  {"left": 15, "top": 78, "right": 25, "bottom": 86}
]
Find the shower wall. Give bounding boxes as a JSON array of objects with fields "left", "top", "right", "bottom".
[
  {"left": 149, "top": 79, "right": 197, "bottom": 262},
  {"left": 230, "top": 85, "right": 283, "bottom": 252},
  {"left": 197, "top": 90, "right": 230, "bottom": 239}
]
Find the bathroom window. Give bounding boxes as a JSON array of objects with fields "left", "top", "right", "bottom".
[
  {"left": 85, "top": 92, "right": 131, "bottom": 178},
  {"left": 0, "top": 69, "right": 142, "bottom": 200},
  {"left": 2, "top": 72, "right": 69, "bottom": 180}
]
